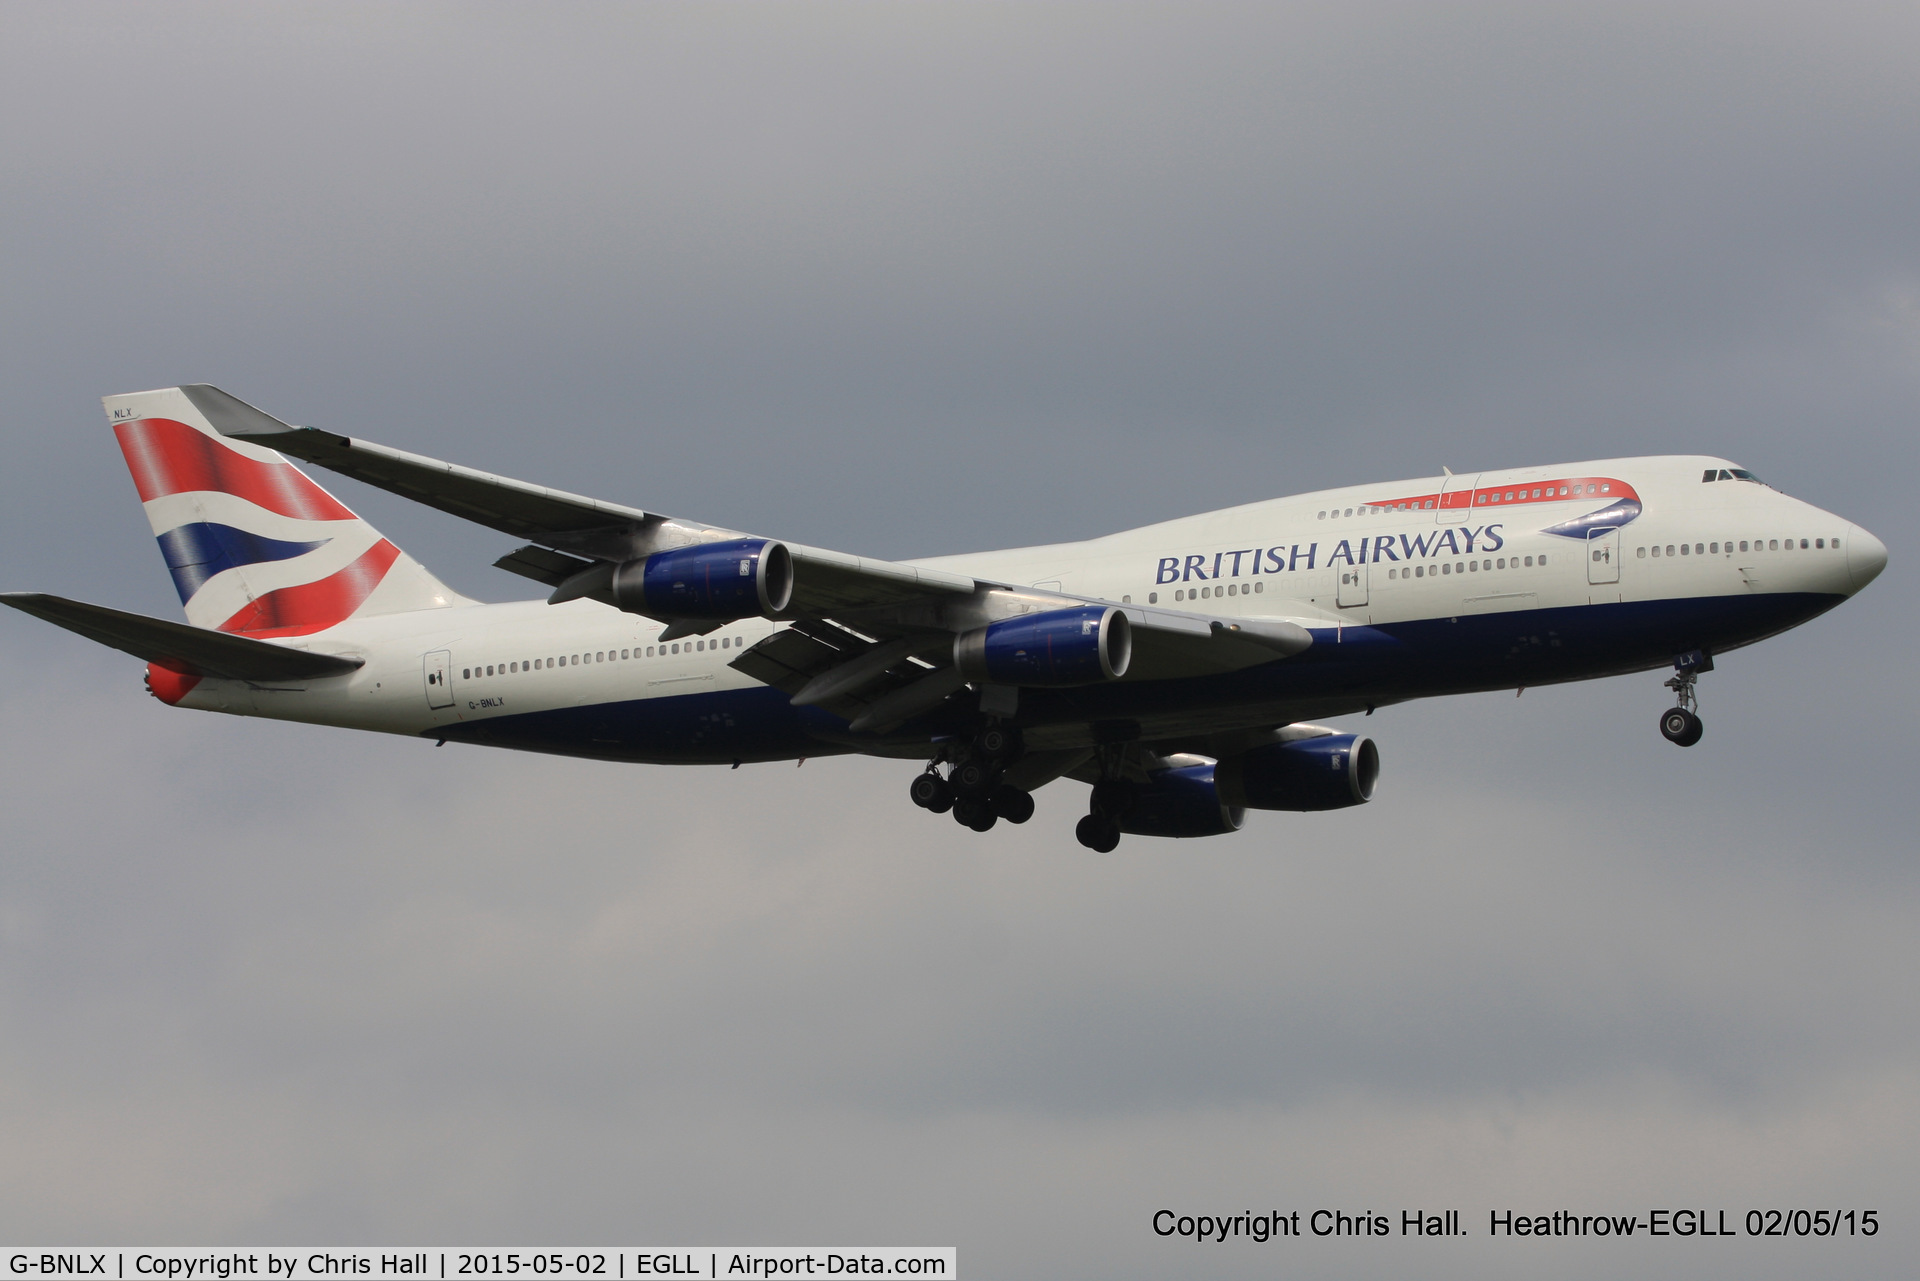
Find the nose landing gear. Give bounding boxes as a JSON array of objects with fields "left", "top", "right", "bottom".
[{"left": 1659, "top": 650, "right": 1711, "bottom": 747}]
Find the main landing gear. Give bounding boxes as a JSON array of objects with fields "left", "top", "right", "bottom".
[
  {"left": 1659, "top": 651, "right": 1711, "bottom": 747},
  {"left": 907, "top": 726, "right": 1034, "bottom": 834},
  {"left": 1074, "top": 754, "right": 1133, "bottom": 852}
]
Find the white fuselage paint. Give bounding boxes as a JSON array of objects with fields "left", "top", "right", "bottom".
[{"left": 170, "top": 456, "right": 1883, "bottom": 750}]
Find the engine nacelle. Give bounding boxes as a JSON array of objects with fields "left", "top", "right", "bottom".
[
  {"left": 1115, "top": 762, "right": 1244, "bottom": 838},
  {"left": 1215, "top": 734, "right": 1378, "bottom": 811},
  {"left": 952, "top": 605, "right": 1131, "bottom": 687},
  {"left": 610, "top": 538, "right": 793, "bottom": 620}
]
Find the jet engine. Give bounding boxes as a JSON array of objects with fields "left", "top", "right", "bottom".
[
  {"left": 610, "top": 538, "right": 793, "bottom": 620},
  {"left": 953, "top": 605, "right": 1131, "bottom": 686},
  {"left": 1114, "top": 762, "right": 1244, "bottom": 838},
  {"left": 1215, "top": 734, "right": 1378, "bottom": 811}
]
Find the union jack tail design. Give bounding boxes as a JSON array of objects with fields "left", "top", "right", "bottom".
[{"left": 103, "top": 386, "right": 462, "bottom": 636}]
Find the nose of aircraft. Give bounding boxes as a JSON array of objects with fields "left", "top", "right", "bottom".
[{"left": 1846, "top": 524, "right": 1888, "bottom": 592}]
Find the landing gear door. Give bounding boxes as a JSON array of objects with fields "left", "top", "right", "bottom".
[
  {"left": 424, "top": 649, "right": 454, "bottom": 709},
  {"left": 1436, "top": 472, "right": 1481, "bottom": 524},
  {"left": 1586, "top": 528, "right": 1620, "bottom": 585},
  {"left": 1337, "top": 559, "right": 1369, "bottom": 607}
]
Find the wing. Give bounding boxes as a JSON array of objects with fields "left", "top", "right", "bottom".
[{"left": 183, "top": 384, "right": 977, "bottom": 616}]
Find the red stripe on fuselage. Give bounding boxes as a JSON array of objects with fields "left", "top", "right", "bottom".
[
  {"left": 114, "top": 417, "right": 357, "bottom": 521},
  {"left": 1366, "top": 477, "right": 1640, "bottom": 513},
  {"left": 217, "top": 539, "right": 402, "bottom": 637}
]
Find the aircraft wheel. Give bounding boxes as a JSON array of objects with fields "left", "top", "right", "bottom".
[
  {"left": 953, "top": 795, "right": 992, "bottom": 828},
  {"left": 1076, "top": 814, "right": 1121, "bottom": 852},
  {"left": 952, "top": 759, "right": 993, "bottom": 795},
  {"left": 976, "top": 725, "right": 1020, "bottom": 759},
  {"left": 967, "top": 808, "right": 999, "bottom": 833},
  {"left": 1659, "top": 707, "right": 1704, "bottom": 747},
  {"left": 993, "top": 784, "right": 1035, "bottom": 824},
  {"left": 909, "top": 772, "right": 953, "bottom": 813}
]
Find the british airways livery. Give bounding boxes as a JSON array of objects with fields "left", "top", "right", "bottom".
[{"left": 4, "top": 385, "right": 1888, "bottom": 850}]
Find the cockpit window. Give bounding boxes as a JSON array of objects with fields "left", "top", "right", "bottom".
[
  {"left": 1728, "top": 468, "right": 1761, "bottom": 482},
  {"left": 1704, "top": 467, "right": 1765, "bottom": 484}
]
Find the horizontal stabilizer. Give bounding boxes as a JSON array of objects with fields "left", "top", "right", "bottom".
[{"left": 1, "top": 592, "right": 364, "bottom": 681}]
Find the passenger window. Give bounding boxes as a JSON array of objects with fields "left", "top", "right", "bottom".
[
  {"left": 1769, "top": 540, "right": 1777, "bottom": 550},
  {"left": 1318, "top": 511, "right": 1326, "bottom": 519},
  {"left": 1799, "top": 539, "right": 1808, "bottom": 549},
  {"left": 1344, "top": 508, "right": 1352, "bottom": 517},
  {"left": 1696, "top": 544, "right": 1704, "bottom": 555},
  {"left": 1469, "top": 561, "right": 1478, "bottom": 571},
  {"left": 461, "top": 668, "right": 471, "bottom": 679},
  {"left": 1148, "top": 592, "right": 1158, "bottom": 604},
  {"left": 1636, "top": 547, "right": 1645, "bottom": 558},
  {"left": 1415, "top": 566, "right": 1424, "bottom": 577},
  {"left": 1442, "top": 563, "right": 1451, "bottom": 574},
  {"left": 1175, "top": 589, "right": 1184, "bottom": 601},
  {"left": 1254, "top": 582, "right": 1264, "bottom": 593},
  {"left": 1539, "top": 554, "right": 1547, "bottom": 565},
  {"left": 1121, "top": 595, "right": 1131, "bottom": 604},
  {"left": 1680, "top": 544, "right": 1689, "bottom": 556},
  {"left": 1815, "top": 538, "right": 1823, "bottom": 549},
  {"left": 1709, "top": 543, "right": 1717, "bottom": 554},
  {"left": 1524, "top": 556, "right": 1534, "bottom": 567},
  {"left": 1739, "top": 541, "right": 1748, "bottom": 552}
]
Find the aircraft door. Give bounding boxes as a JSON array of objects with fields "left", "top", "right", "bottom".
[
  {"left": 1586, "top": 528, "right": 1620, "bottom": 584},
  {"left": 1436, "top": 472, "right": 1481, "bottom": 524},
  {"left": 1337, "top": 559, "right": 1369, "bottom": 607},
  {"left": 424, "top": 649, "right": 454, "bottom": 708}
]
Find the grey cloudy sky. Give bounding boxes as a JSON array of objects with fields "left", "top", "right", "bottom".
[{"left": 1, "top": 3, "right": 1915, "bottom": 1276}]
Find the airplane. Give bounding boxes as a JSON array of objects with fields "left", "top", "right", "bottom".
[{"left": 2, "top": 384, "right": 1889, "bottom": 850}]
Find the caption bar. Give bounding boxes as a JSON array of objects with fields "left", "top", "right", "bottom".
[{"left": 4, "top": 1253, "right": 954, "bottom": 1280}]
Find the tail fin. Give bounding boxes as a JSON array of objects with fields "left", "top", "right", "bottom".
[{"left": 103, "top": 385, "right": 466, "bottom": 635}]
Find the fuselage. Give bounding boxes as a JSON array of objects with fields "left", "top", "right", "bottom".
[{"left": 162, "top": 455, "right": 1885, "bottom": 764}]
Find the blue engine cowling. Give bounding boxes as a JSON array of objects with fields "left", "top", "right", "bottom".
[
  {"left": 1215, "top": 734, "right": 1378, "bottom": 811},
  {"left": 610, "top": 538, "right": 794, "bottom": 620},
  {"left": 1115, "top": 762, "right": 1244, "bottom": 838},
  {"left": 952, "top": 605, "right": 1131, "bottom": 686}
]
